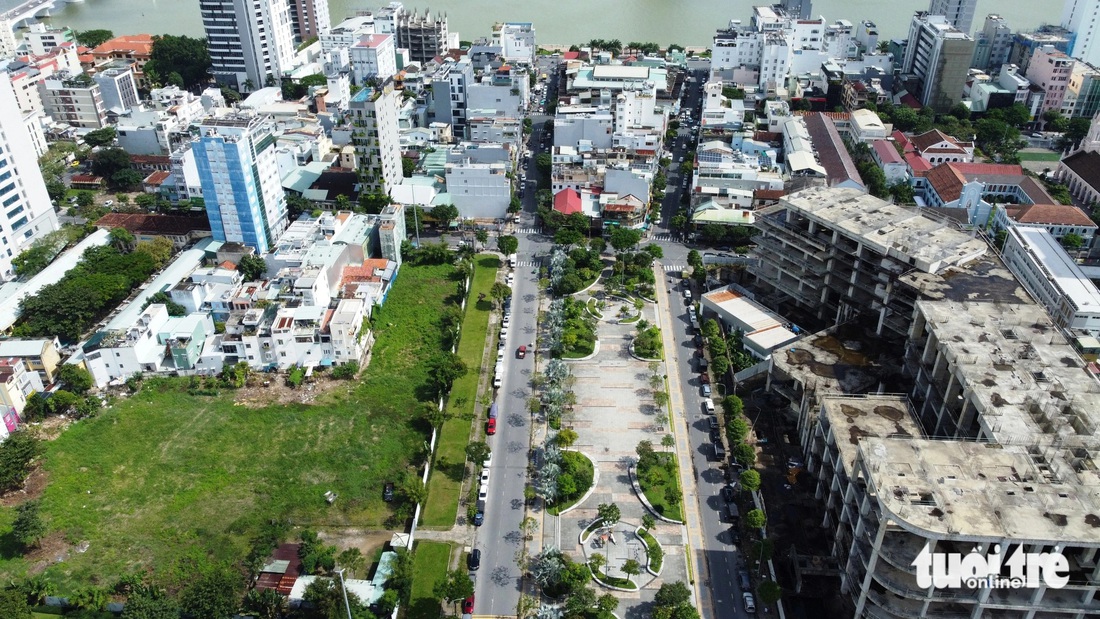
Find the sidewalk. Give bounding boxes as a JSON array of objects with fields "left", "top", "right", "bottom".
[{"left": 652, "top": 264, "right": 713, "bottom": 616}]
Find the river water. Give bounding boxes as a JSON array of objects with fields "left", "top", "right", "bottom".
[{"left": 10, "top": 0, "right": 1051, "bottom": 49}]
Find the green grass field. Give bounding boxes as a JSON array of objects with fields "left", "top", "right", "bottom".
[
  {"left": 407, "top": 541, "right": 453, "bottom": 619},
  {"left": 1017, "top": 151, "right": 1062, "bottom": 162},
  {"left": 638, "top": 454, "right": 684, "bottom": 521},
  {"left": 0, "top": 263, "right": 457, "bottom": 591},
  {"left": 422, "top": 256, "right": 500, "bottom": 527}
]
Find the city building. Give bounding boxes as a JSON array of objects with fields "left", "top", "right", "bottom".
[
  {"left": 21, "top": 23, "right": 73, "bottom": 56},
  {"left": 347, "top": 79, "right": 403, "bottom": 195},
  {"left": 38, "top": 72, "right": 106, "bottom": 128},
  {"left": 970, "top": 14, "right": 1012, "bottom": 73},
  {"left": 870, "top": 140, "right": 909, "bottom": 186},
  {"left": 993, "top": 202, "right": 1098, "bottom": 249},
  {"left": 967, "top": 63, "right": 1030, "bottom": 113},
  {"left": 1026, "top": 45, "right": 1076, "bottom": 119},
  {"left": 201, "top": 0, "right": 297, "bottom": 92},
  {"left": 908, "top": 128, "right": 975, "bottom": 163},
  {"left": 1008, "top": 25, "right": 1073, "bottom": 74},
  {"left": 92, "top": 61, "right": 140, "bottom": 114},
  {"left": 928, "top": 0, "right": 978, "bottom": 35},
  {"left": 428, "top": 57, "right": 473, "bottom": 137},
  {"left": 1002, "top": 226, "right": 1100, "bottom": 336},
  {"left": 288, "top": 0, "right": 331, "bottom": 43},
  {"left": 781, "top": 113, "right": 864, "bottom": 190},
  {"left": 491, "top": 22, "right": 536, "bottom": 65},
  {"left": 0, "top": 71, "right": 59, "bottom": 282},
  {"left": 397, "top": 7, "right": 449, "bottom": 65},
  {"left": 94, "top": 213, "right": 214, "bottom": 250},
  {"left": 349, "top": 34, "right": 397, "bottom": 84},
  {"left": 0, "top": 339, "right": 61, "bottom": 385},
  {"left": 1054, "top": 113, "right": 1100, "bottom": 206},
  {"left": 1062, "top": 0, "right": 1100, "bottom": 66},
  {"left": 1063, "top": 61, "right": 1100, "bottom": 119},
  {"left": 900, "top": 12, "right": 976, "bottom": 113},
  {"left": 321, "top": 15, "right": 376, "bottom": 52},
  {"left": 750, "top": 187, "right": 988, "bottom": 338},
  {"left": 193, "top": 114, "right": 289, "bottom": 253},
  {"left": 700, "top": 287, "right": 799, "bottom": 361},
  {"left": 0, "top": 357, "right": 39, "bottom": 425},
  {"left": 90, "top": 35, "right": 155, "bottom": 89}
]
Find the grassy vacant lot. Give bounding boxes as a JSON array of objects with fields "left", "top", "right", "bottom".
[
  {"left": 1017, "top": 150, "right": 1062, "bottom": 162},
  {"left": 638, "top": 453, "right": 684, "bottom": 521},
  {"left": 408, "top": 541, "right": 453, "bottom": 619},
  {"left": 422, "top": 255, "right": 500, "bottom": 527},
  {"left": 0, "top": 263, "right": 457, "bottom": 591}
]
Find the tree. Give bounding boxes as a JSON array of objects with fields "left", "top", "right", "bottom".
[
  {"left": 758, "top": 580, "right": 782, "bottom": 604},
  {"left": 661, "top": 433, "right": 675, "bottom": 450},
  {"left": 180, "top": 565, "right": 241, "bottom": 619},
  {"left": 12, "top": 500, "right": 46, "bottom": 549},
  {"left": 745, "top": 508, "right": 766, "bottom": 530},
  {"left": 121, "top": 589, "right": 179, "bottom": 619},
  {"left": 475, "top": 229, "right": 489, "bottom": 248},
  {"left": 241, "top": 588, "right": 284, "bottom": 619},
  {"left": 1062, "top": 232, "right": 1085, "bottom": 250},
  {"left": 654, "top": 581, "right": 693, "bottom": 608},
  {"left": 74, "top": 29, "right": 114, "bottom": 48},
  {"left": 609, "top": 227, "right": 642, "bottom": 252},
  {"left": 84, "top": 126, "right": 117, "bottom": 147},
  {"left": 556, "top": 428, "right": 578, "bottom": 448},
  {"left": 110, "top": 227, "right": 135, "bottom": 252},
  {"left": 0, "top": 431, "right": 42, "bottom": 492},
  {"left": 733, "top": 443, "right": 757, "bottom": 467},
  {"left": 521, "top": 516, "right": 539, "bottom": 540},
  {"left": 91, "top": 147, "right": 131, "bottom": 179},
  {"left": 58, "top": 364, "right": 94, "bottom": 394},
  {"left": 724, "top": 395, "right": 744, "bottom": 416},
  {"left": 112, "top": 168, "right": 145, "bottom": 190},
  {"left": 134, "top": 236, "right": 174, "bottom": 268},
  {"left": 147, "top": 35, "right": 212, "bottom": 90},
  {"left": 237, "top": 254, "right": 267, "bottom": 280},
  {"left": 597, "top": 502, "right": 621, "bottom": 528},
  {"left": 337, "top": 547, "right": 366, "bottom": 579},
  {"left": 434, "top": 568, "right": 475, "bottom": 608},
  {"left": 497, "top": 234, "right": 519, "bottom": 256},
  {"left": 740, "top": 469, "right": 761, "bottom": 492},
  {"left": 490, "top": 282, "right": 512, "bottom": 307},
  {"left": 554, "top": 227, "right": 585, "bottom": 247},
  {"left": 597, "top": 592, "right": 619, "bottom": 613},
  {"left": 645, "top": 243, "right": 664, "bottom": 260},
  {"left": 622, "top": 559, "right": 642, "bottom": 580},
  {"left": 0, "top": 590, "right": 31, "bottom": 619},
  {"left": 432, "top": 203, "right": 459, "bottom": 228},
  {"left": 466, "top": 441, "right": 490, "bottom": 465},
  {"left": 536, "top": 152, "right": 552, "bottom": 176},
  {"left": 588, "top": 551, "right": 607, "bottom": 574}
]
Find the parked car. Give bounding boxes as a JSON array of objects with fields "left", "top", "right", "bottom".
[
  {"left": 708, "top": 417, "right": 720, "bottom": 431},
  {"left": 702, "top": 384, "right": 712, "bottom": 397},
  {"left": 468, "top": 548, "right": 481, "bottom": 571},
  {"left": 722, "top": 485, "right": 736, "bottom": 502},
  {"left": 487, "top": 418, "right": 497, "bottom": 435},
  {"left": 463, "top": 596, "right": 475, "bottom": 614},
  {"left": 383, "top": 482, "right": 395, "bottom": 502},
  {"left": 738, "top": 569, "right": 751, "bottom": 589},
  {"left": 699, "top": 372, "right": 710, "bottom": 384},
  {"left": 710, "top": 428, "right": 722, "bottom": 444},
  {"left": 743, "top": 592, "right": 756, "bottom": 613},
  {"left": 517, "top": 345, "right": 527, "bottom": 359}
]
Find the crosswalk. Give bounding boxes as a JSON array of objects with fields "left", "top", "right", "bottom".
[
  {"left": 663, "top": 264, "right": 687, "bottom": 272},
  {"left": 651, "top": 234, "right": 677, "bottom": 242},
  {"left": 517, "top": 260, "right": 539, "bottom": 267},
  {"left": 515, "top": 227, "right": 543, "bottom": 234}
]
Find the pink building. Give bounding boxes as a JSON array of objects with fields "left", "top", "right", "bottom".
[{"left": 1025, "top": 45, "right": 1075, "bottom": 118}]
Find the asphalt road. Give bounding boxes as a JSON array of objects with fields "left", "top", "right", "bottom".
[{"left": 472, "top": 65, "right": 558, "bottom": 616}]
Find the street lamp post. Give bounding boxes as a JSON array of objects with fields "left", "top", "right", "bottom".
[{"left": 335, "top": 568, "right": 353, "bottom": 619}]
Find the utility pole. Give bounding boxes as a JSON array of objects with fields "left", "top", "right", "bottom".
[{"left": 335, "top": 568, "right": 353, "bottom": 619}]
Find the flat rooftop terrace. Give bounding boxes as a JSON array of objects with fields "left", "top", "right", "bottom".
[{"left": 862, "top": 437, "right": 1100, "bottom": 544}]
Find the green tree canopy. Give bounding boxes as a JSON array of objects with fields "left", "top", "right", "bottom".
[
  {"left": 84, "top": 126, "right": 117, "bottom": 147},
  {"left": 0, "top": 431, "right": 42, "bottom": 493},
  {"left": 11, "top": 500, "right": 46, "bottom": 549},
  {"left": 237, "top": 254, "right": 268, "bottom": 281},
  {"left": 180, "top": 565, "right": 242, "bottom": 619},
  {"left": 497, "top": 235, "right": 519, "bottom": 255},
  {"left": 0, "top": 590, "right": 31, "bottom": 619},
  {"left": 740, "top": 469, "right": 761, "bottom": 492},
  {"left": 432, "top": 203, "right": 459, "bottom": 228},
  {"left": 609, "top": 227, "right": 642, "bottom": 252},
  {"left": 74, "top": 29, "right": 114, "bottom": 48},
  {"left": 91, "top": 147, "right": 132, "bottom": 179},
  {"left": 58, "top": 364, "right": 94, "bottom": 394},
  {"left": 147, "top": 34, "right": 212, "bottom": 90},
  {"left": 121, "top": 589, "right": 179, "bottom": 619}
]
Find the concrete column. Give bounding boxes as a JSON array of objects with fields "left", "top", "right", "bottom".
[
  {"left": 955, "top": 396, "right": 977, "bottom": 438},
  {"left": 876, "top": 306, "right": 887, "bottom": 336},
  {"left": 921, "top": 331, "right": 938, "bottom": 365}
]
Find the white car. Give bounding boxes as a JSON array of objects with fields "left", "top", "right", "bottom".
[
  {"left": 483, "top": 450, "right": 493, "bottom": 467},
  {"left": 500, "top": 327, "right": 509, "bottom": 339},
  {"left": 480, "top": 468, "right": 491, "bottom": 484},
  {"left": 742, "top": 592, "right": 756, "bottom": 613}
]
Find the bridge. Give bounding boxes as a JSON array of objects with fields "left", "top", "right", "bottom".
[{"left": 1, "top": 0, "right": 59, "bottom": 32}]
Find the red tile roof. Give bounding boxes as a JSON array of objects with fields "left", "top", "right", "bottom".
[
  {"left": 905, "top": 153, "right": 933, "bottom": 174},
  {"left": 563, "top": 51, "right": 580, "bottom": 60},
  {"left": 1005, "top": 204, "right": 1097, "bottom": 227},
  {"left": 909, "top": 129, "right": 966, "bottom": 154},
  {"left": 143, "top": 170, "right": 171, "bottom": 186},
  {"left": 950, "top": 162, "right": 1023, "bottom": 176},
  {"left": 91, "top": 35, "right": 154, "bottom": 59},
  {"left": 924, "top": 163, "right": 968, "bottom": 202},
  {"left": 872, "top": 140, "right": 904, "bottom": 165},
  {"left": 753, "top": 189, "right": 786, "bottom": 201},
  {"left": 553, "top": 188, "right": 582, "bottom": 215},
  {"left": 70, "top": 174, "right": 103, "bottom": 184},
  {"left": 900, "top": 93, "right": 922, "bottom": 109}
]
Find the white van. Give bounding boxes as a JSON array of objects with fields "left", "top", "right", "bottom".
[{"left": 704, "top": 398, "right": 715, "bottom": 414}]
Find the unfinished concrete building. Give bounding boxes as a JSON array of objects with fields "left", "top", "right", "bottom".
[
  {"left": 751, "top": 187, "right": 988, "bottom": 338},
  {"left": 812, "top": 394, "right": 1100, "bottom": 619}
]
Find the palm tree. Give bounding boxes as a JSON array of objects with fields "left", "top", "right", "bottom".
[{"left": 69, "top": 586, "right": 109, "bottom": 612}]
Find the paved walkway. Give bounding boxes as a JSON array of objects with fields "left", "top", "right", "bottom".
[{"left": 537, "top": 284, "right": 691, "bottom": 613}]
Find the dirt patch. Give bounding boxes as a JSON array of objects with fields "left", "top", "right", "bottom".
[
  {"left": 23, "top": 531, "right": 73, "bottom": 576},
  {"left": 0, "top": 466, "right": 49, "bottom": 508},
  {"left": 33, "top": 416, "right": 76, "bottom": 441},
  {"left": 317, "top": 529, "right": 396, "bottom": 574},
  {"left": 233, "top": 375, "right": 353, "bottom": 408}
]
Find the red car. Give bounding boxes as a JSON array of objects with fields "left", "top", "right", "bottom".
[
  {"left": 463, "top": 595, "right": 475, "bottom": 614},
  {"left": 487, "top": 418, "right": 496, "bottom": 435}
]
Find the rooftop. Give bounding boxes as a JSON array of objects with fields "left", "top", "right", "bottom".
[
  {"left": 820, "top": 395, "right": 922, "bottom": 476},
  {"left": 1061, "top": 150, "right": 1100, "bottom": 192},
  {"left": 95, "top": 213, "right": 211, "bottom": 236},
  {"left": 1006, "top": 203, "right": 1097, "bottom": 228},
  {"left": 1008, "top": 227, "right": 1100, "bottom": 313}
]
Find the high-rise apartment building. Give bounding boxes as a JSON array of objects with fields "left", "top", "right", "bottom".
[
  {"left": 900, "top": 12, "right": 976, "bottom": 113},
  {"left": 92, "top": 61, "right": 141, "bottom": 113},
  {"left": 779, "top": 0, "right": 812, "bottom": 20},
  {"left": 193, "top": 115, "right": 288, "bottom": 253},
  {"left": 201, "top": 0, "right": 297, "bottom": 92},
  {"left": 1063, "top": 0, "right": 1100, "bottom": 66},
  {"left": 288, "top": 0, "right": 330, "bottom": 43},
  {"left": 39, "top": 73, "right": 107, "bottom": 129},
  {"left": 1026, "top": 45, "right": 1076, "bottom": 117},
  {"left": 928, "top": 0, "right": 977, "bottom": 34},
  {"left": 971, "top": 14, "right": 1012, "bottom": 73},
  {"left": 0, "top": 72, "right": 59, "bottom": 281},
  {"left": 348, "top": 79, "right": 402, "bottom": 195},
  {"left": 349, "top": 33, "right": 397, "bottom": 85}
]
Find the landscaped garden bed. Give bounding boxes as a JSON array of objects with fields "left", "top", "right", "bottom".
[
  {"left": 546, "top": 450, "right": 596, "bottom": 515},
  {"left": 635, "top": 441, "right": 684, "bottom": 521}
]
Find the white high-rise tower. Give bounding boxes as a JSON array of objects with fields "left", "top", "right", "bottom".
[{"left": 201, "top": 0, "right": 297, "bottom": 92}]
